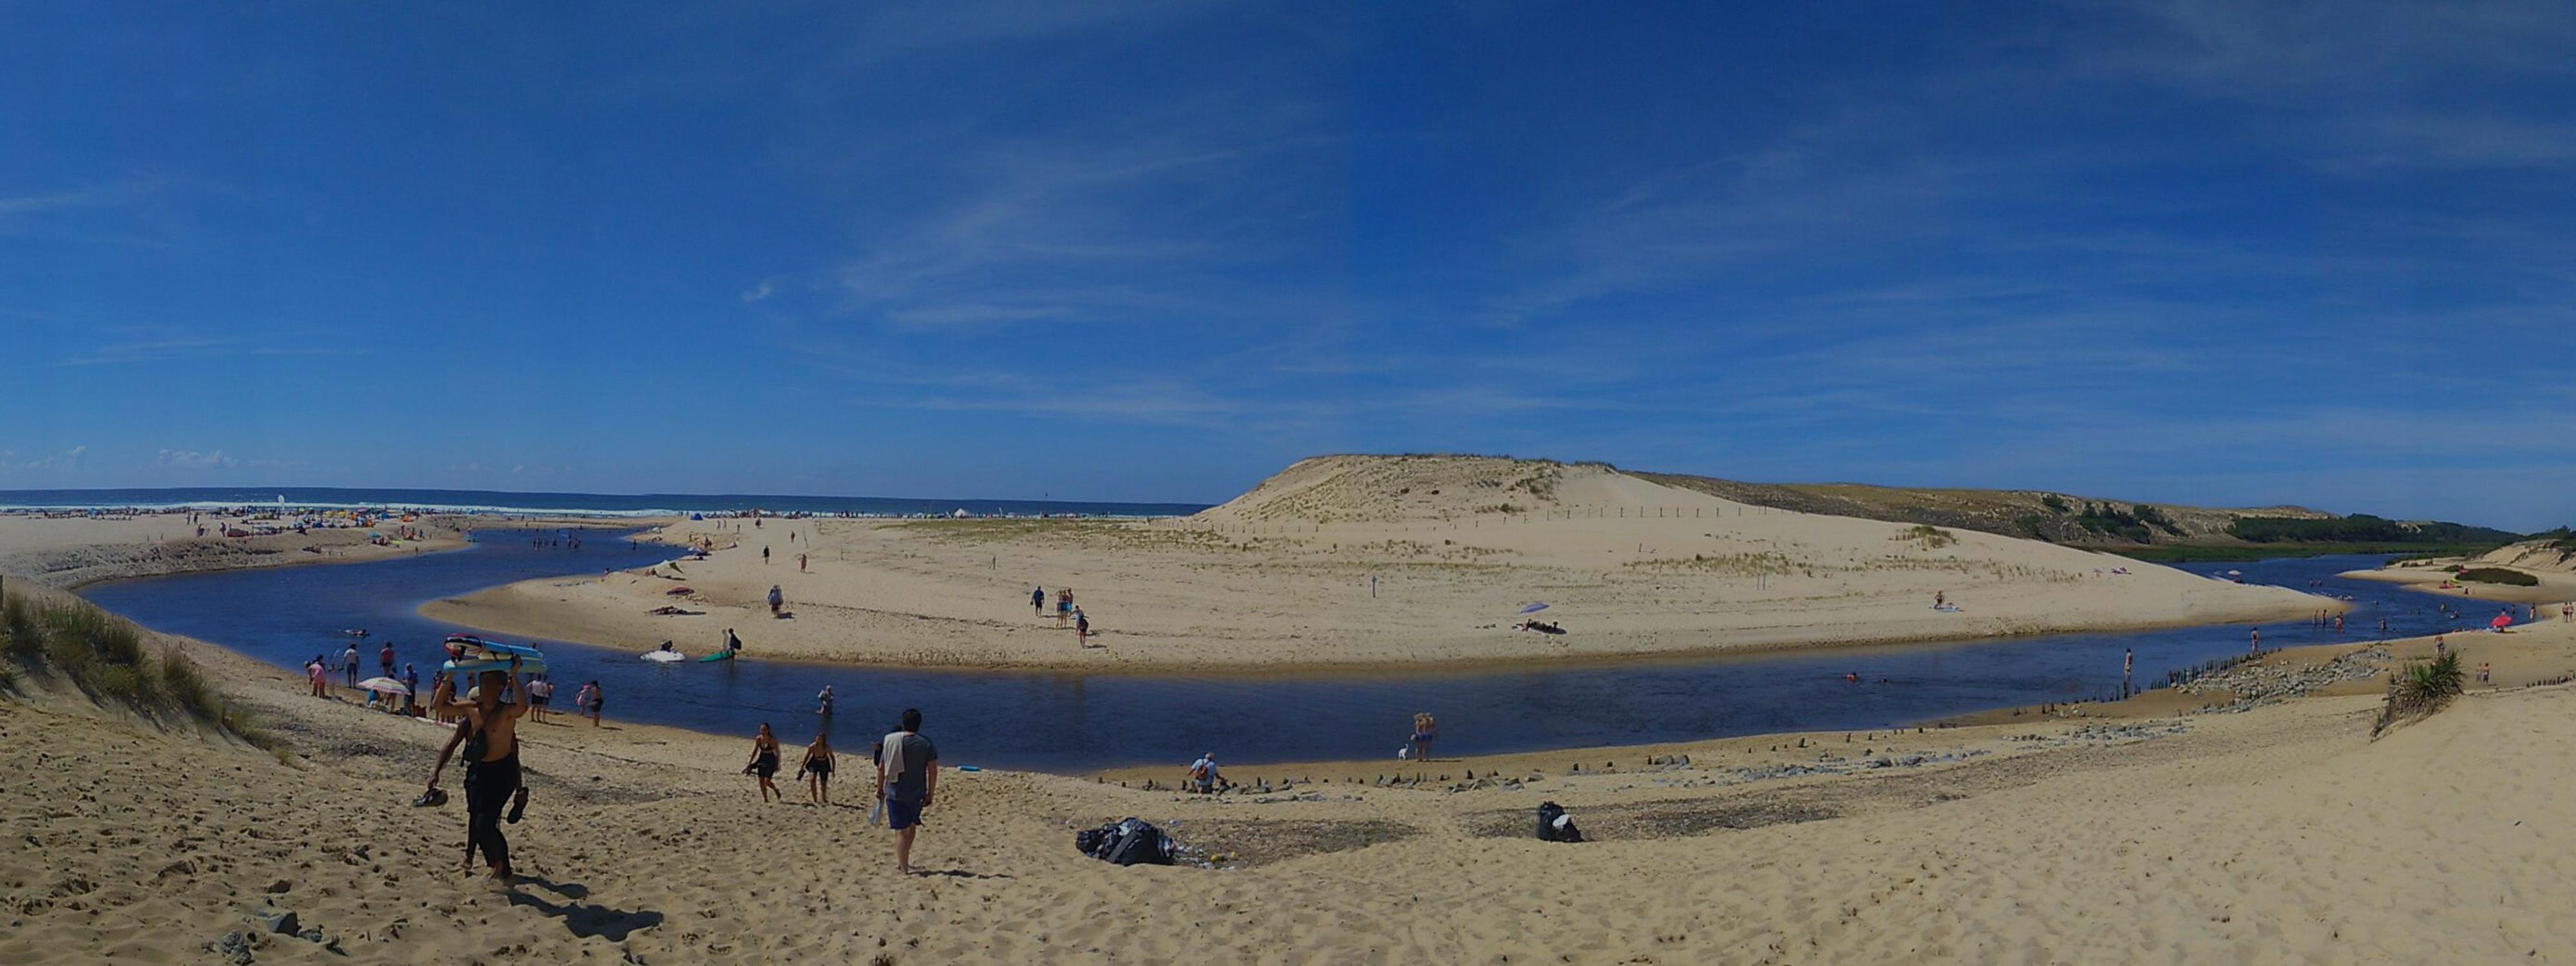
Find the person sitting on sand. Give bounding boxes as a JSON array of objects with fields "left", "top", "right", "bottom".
[
  {"left": 1188, "top": 752, "right": 1222, "bottom": 794},
  {"left": 801, "top": 732, "right": 836, "bottom": 806},
  {"left": 747, "top": 723, "right": 784, "bottom": 802},
  {"left": 430, "top": 658, "right": 529, "bottom": 884}
]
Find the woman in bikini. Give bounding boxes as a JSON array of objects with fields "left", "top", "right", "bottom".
[
  {"left": 1410, "top": 712, "right": 1437, "bottom": 762},
  {"left": 747, "top": 723, "right": 783, "bottom": 802},
  {"left": 801, "top": 732, "right": 836, "bottom": 806}
]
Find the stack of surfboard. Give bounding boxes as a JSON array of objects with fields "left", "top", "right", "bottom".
[{"left": 440, "top": 634, "right": 547, "bottom": 674}]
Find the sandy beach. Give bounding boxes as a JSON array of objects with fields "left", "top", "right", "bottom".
[
  {"left": 424, "top": 457, "right": 2327, "bottom": 672},
  {"left": 7, "top": 580, "right": 2576, "bottom": 963},
  {"left": 0, "top": 512, "right": 470, "bottom": 589}
]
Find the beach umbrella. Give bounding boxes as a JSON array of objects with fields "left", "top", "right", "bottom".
[
  {"left": 2492, "top": 613, "right": 2514, "bottom": 630},
  {"left": 357, "top": 676, "right": 412, "bottom": 694},
  {"left": 1520, "top": 602, "right": 1549, "bottom": 614}
]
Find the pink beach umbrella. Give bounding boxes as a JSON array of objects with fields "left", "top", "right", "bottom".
[{"left": 2492, "top": 612, "right": 2514, "bottom": 630}]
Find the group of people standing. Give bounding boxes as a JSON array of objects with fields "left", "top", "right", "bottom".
[
  {"left": 743, "top": 708, "right": 942, "bottom": 875},
  {"left": 1032, "top": 586, "right": 1093, "bottom": 646}
]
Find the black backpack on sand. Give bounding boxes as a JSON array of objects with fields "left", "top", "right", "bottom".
[
  {"left": 1537, "top": 801, "right": 1583, "bottom": 843},
  {"left": 1076, "top": 817, "right": 1175, "bottom": 866}
]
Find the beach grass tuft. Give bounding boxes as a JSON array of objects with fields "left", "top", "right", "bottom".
[
  {"left": 1, "top": 588, "right": 284, "bottom": 748},
  {"left": 2376, "top": 650, "right": 2465, "bottom": 735}
]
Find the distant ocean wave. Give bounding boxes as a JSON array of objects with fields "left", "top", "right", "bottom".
[{"left": 0, "top": 487, "right": 1208, "bottom": 520}]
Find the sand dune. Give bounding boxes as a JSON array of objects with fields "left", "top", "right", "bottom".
[
  {"left": 428, "top": 456, "right": 2327, "bottom": 670},
  {"left": 9, "top": 607, "right": 2576, "bottom": 963}
]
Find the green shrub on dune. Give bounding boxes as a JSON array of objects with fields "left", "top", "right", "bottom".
[{"left": 2458, "top": 567, "right": 2539, "bottom": 587}]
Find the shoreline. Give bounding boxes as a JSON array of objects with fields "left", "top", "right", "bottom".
[
  {"left": 421, "top": 587, "right": 2343, "bottom": 677},
  {"left": 1097, "top": 615, "right": 2576, "bottom": 783}
]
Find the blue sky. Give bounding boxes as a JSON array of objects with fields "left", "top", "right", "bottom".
[{"left": 3, "top": 3, "right": 2573, "bottom": 528}]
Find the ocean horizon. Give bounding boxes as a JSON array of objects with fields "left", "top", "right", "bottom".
[{"left": 0, "top": 486, "right": 1210, "bottom": 519}]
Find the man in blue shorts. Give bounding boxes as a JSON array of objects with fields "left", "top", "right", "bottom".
[{"left": 875, "top": 707, "right": 940, "bottom": 875}]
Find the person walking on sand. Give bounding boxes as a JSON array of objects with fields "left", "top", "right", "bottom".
[
  {"left": 1056, "top": 588, "right": 1073, "bottom": 625},
  {"left": 724, "top": 628, "right": 744, "bottom": 655},
  {"left": 801, "top": 732, "right": 837, "bottom": 806},
  {"left": 307, "top": 656, "right": 330, "bottom": 698},
  {"left": 1410, "top": 712, "right": 1438, "bottom": 762},
  {"left": 875, "top": 708, "right": 940, "bottom": 876},
  {"left": 768, "top": 584, "right": 784, "bottom": 616},
  {"left": 747, "top": 723, "right": 784, "bottom": 802},
  {"left": 1075, "top": 607, "right": 1090, "bottom": 647},
  {"left": 343, "top": 643, "right": 361, "bottom": 688},
  {"left": 762, "top": 545, "right": 770, "bottom": 565},
  {"left": 798, "top": 552, "right": 808, "bottom": 573},
  {"left": 431, "top": 657, "right": 529, "bottom": 884},
  {"left": 1032, "top": 586, "right": 1045, "bottom": 617}
]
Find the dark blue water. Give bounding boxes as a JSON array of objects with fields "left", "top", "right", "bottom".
[
  {"left": 80, "top": 531, "right": 2478, "bottom": 772},
  {"left": 0, "top": 486, "right": 1206, "bottom": 519}
]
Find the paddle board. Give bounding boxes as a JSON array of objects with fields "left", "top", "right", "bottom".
[
  {"left": 697, "top": 649, "right": 736, "bottom": 663},
  {"left": 642, "top": 650, "right": 685, "bottom": 663}
]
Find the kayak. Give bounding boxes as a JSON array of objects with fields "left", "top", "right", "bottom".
[
  {"left": 697, "top": 649, "right": 735, "bottom": 663},
  {"left": 642, "top": 650, "right": 685, "bottom": 663}
]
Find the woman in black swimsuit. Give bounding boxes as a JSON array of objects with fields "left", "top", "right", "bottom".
[
  {"left": 801, "top": 732, "right": 836, "bottom": 806},
  {"left": 747, "top": 722, "right": 783, "bottom": 802}
]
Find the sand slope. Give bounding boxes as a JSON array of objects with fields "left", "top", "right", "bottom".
[{"left": 11, "top": 613, "right": 2576, "bottom": 963}]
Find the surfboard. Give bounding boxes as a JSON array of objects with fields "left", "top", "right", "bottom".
[
  {"left": 697, "top": 649, "right": 735, "bottom": 663},
  {"left": 642, "top": 650, "right": 685, "bottom": 662},
  {"left": 442, "top": 656, "right": 547, "bottom": 674},
  {"left": 441, "top": 635, "right": 547, "bottom": 673}
]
